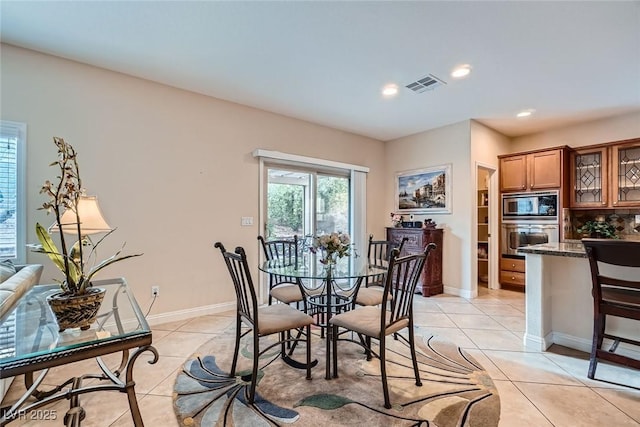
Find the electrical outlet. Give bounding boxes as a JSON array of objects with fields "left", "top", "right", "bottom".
[
  {"left": 636, "top": 215, "right": 640, "bottom": 224},
  {"left": 151, "top": 286, "right": 160, "bottom": 297}
]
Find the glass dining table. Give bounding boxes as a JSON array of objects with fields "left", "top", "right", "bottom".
[{"left": 259, "top": 254, "right": 388, "bottom": 379}]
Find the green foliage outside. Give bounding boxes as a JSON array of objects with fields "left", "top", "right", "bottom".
[
  {"left": 267, "top": 176, "right": 349, "bottom": 238},
  {"left": 267, "top": 183, "right": 304, "bottom": 237}
]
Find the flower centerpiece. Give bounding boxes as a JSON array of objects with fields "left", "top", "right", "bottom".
[
  {"left": 310, "top": 232, "right": 352, "bottom": 265},
  {"left": 390, "top": 213, "right": 403, "bottom": 228},
  {"left": 34, "top": 137, "right": 142, "bottom": 331}
]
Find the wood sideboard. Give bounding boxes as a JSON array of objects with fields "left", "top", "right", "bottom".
[{"left": 386, "top": 227, "right": 443, "bottom": 296}]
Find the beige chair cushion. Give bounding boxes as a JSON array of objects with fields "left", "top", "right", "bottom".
[
  {"left": 270, "top": 284, "right": 304, "bottom": 304},
  {"left": 356, "top": 286, "right": 393, "bottom": 305},
  {"left": 330, "top": 306, "right": 408, "bottom": 338},
  {"left": 255, "top": 304, "right": 313, "bottom": 336},
  {"left": 355, "top": 287, "right": 387, "bottom": 306}
]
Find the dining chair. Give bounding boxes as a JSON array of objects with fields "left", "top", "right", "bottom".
[
  {"left": 257, "top": 235, "right": 306, "bottom": 310},
  {"left": 214, "top": 242, "right": 313, "bottom": 403},
  {"left": 329, "top": 243, "right": 436, "bottom": 409},
  {"left": 582, "top": 238, "right": 640, "bottom": 383},
  {"left": 354, "top": 234, "right": 408, "bottom": 307}
]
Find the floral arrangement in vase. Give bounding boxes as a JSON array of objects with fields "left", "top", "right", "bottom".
[
  {"left": 310, "top": 232, "right": 352, "bottom": 265},
  {"left": 390, "top": 213, "right": 403, "bottom": 228}
]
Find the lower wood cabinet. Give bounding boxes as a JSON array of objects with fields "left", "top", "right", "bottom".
[
  {"left": 386, "top": 227, "right": 443, "bottom": 296},
  {"left": 500, "top": 256, "right": 525, "bottom": 287}
]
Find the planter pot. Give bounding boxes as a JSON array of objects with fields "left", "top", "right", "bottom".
[{"left": 47, "top": 287, "right": 106, "bottom": 332}]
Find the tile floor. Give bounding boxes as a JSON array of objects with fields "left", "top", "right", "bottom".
[{"left": 3, "top": 286, "right": 639, "bottom": 426}]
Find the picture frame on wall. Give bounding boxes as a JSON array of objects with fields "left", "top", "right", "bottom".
[{"left": 395, "top": 164, "right": 452, "bottom": 214}]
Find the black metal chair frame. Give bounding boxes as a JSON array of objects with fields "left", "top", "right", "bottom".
[
  {"left": 583, "top": 238, "right": 640, "bottom": 386},
  {"left": 363, "top": 234, "right": 408, "bottom": 289},
  {"left": 257, "top": 235, "right": 307, "bottom": 311},
  {"left": 214, "top": 242, "right": 312, "bottom": 403},
  {"left": 330, "top": 243, "right": 436, "bottom": 409}
]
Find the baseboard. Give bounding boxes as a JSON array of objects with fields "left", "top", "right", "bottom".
[
  {"left": 551, "top": 332, "right": 592, "bottom": 353},
  {"left": 145, "top": 301, "right": 236, "bottom": 327},
  {"left": 552, "top": 332, "right": 640, "bottom": 358},
  {"left": 443, "top": 285, "right": 473, "bottom": 299},
  {"left": 107, "top": 301, "right": 237, "bottom": 332},
  {"left": 524, "top": 331, "right": 553, "bottom": 351}
]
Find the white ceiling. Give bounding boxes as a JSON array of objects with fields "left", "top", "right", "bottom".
[{"left": 1, "top": 1, "right": 639, "bottom": 141}]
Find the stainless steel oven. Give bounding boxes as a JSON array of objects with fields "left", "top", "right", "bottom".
[
  {"left": 502, "top": 191, "right": 558, "bottom": 221},
  {"left": 501, "top": 222, "right": 559, "bottom": 257}
]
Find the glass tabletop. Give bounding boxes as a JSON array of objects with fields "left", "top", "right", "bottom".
[
  {"left": 0, "top": 277, "right": 150, "bottom": 375},
  {"left": 259, "top": 254, "right": 388, "bottom": 280}
]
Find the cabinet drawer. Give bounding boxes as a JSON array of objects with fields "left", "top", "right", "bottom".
[
  {"left": 500, "top": 258, "right": 525, "bottom": 272},
  {"left": 500, "top": 270, "right": 525, "bottom": 286}
]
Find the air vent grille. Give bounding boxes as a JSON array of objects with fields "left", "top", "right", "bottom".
[{"left": 405, "top": 74, "right": 446, "bottom": 93}]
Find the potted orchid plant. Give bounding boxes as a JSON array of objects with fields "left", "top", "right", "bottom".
[{"left": 34, "top": 137, "right": 142, "bottom": 330}]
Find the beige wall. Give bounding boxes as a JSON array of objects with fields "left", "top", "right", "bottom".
[
  {"left": 1, "top": 44, "right": 385, "bottom": 321},
  {"left": 385, "top": 121, "right": 473, "bottom": 295},
  {"left": 509, "top": 111, "right": 640, "bottom": 152}
]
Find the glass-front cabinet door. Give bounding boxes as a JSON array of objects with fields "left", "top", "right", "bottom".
[
  {"left": 570, "top": 147, "right": 608, "bottom": 208},
  {"left": 612, "top": 140, "right": 640, "bottom": 207}
]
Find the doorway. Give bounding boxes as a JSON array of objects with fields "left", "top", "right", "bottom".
[{"left": 475, "top": 163, "right": 498, "bottom": 294}]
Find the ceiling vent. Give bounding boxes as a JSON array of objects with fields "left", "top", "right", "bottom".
[{"left": 405, "top": 74, "right": 446, "bottom": 93}]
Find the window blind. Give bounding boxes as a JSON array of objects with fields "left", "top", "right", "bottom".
[{"left": 0, "top": 121, "right": 25, "bottom": 262}]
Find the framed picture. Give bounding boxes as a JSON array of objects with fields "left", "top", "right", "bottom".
[{"left": 395, "top": 164, "right": 452, "bottom": 214}]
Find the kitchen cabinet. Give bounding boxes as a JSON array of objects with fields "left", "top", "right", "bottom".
[
  {"left": 499, "top": 256, "right": 525, "bottom": 287},
  {"left": 499, "top": 148, "right": 567, "bottom": 193},
  {"left": 570, "top": 146, "right": 608, "bottom": 208},
  {"left": 570, "top": 138, "right": 640, "bottom": 208},
  {"left": 386, "top": 227, "right": 443, "bottom": 296},
  {"left": 611, "top": 139, "right": 640, "bottom": 207}
]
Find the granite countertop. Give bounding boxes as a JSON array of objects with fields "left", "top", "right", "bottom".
[{"left": 517, "top": 242, "right": 587, "bottom": 258}]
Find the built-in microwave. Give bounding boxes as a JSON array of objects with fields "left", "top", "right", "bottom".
[{"left": 502, "top": 191, "right": 558, "bottom": 221}]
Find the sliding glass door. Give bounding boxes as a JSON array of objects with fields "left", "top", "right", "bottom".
[{"left": 265, "top": 166, "right": 350, "bottom": 239}]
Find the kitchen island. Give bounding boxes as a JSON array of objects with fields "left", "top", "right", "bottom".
[{"left": 518, "top": 241, "right": 639, "bottom": 356}]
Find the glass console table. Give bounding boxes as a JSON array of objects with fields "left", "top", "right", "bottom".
[{"left": 0, "top": 278, "right": 157, "bottom": 426}]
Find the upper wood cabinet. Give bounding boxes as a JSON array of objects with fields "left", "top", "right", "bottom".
[
  {"left": 500, "top": 148, "right": 566, "bottom": 193},
  {"left": 611, "top": 139, "right": 640, "bottom": 207},
  {"left": 570, "top": 147, "right": 608, "bottom": 208},
  {"left": 570, "top": 138, "right": 640, "bottom": 208}
]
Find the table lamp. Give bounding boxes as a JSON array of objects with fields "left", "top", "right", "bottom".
[{"left": 49, "top": 195, "right": 113, "bottom": 262}]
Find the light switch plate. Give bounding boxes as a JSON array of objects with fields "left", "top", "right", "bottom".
[
  {"left": 241, "top": 217, "right": 253, "bottom": 226},
  {"left": 636, "top": 215, "right": 640, "bottom": 224}
]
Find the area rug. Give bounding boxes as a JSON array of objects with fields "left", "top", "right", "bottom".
[{"left": 173, "top": 325, "right": 500, "bottom": 426}]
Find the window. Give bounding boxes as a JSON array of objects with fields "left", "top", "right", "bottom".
[
  {"left": 254, "top": 148, "right": 368, "bottom": 253},
  {"left": 265, "top": 167, "right": 350, "bottom": 239},
  {"left": 0, "top": 121, "right": 26, "bottom": 263}
]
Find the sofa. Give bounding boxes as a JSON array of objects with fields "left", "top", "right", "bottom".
[
  {"left": 0, "top": 263, "right": 43, "bottom": 400},
  {"left": 0, "top": 264, "right": 44, "bottom": 320}
]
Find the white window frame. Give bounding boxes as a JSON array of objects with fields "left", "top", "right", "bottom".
[
  {"left": 0, "top": 121, "right": 26, "bottom": 264},
  {"left": 253, "top": 149, "right": 368, "bottom": 302}
]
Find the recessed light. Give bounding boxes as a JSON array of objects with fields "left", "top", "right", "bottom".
[
  {"left": 451, "top": 64, "right": 471, "bottom": 78},
  {"left": 517, "top": 109, "right": 536, "bottom": 118},
  {"left": 382, "top": 84, "right": 398, "bottom": 97}
]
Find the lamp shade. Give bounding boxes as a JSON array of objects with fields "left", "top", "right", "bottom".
[{"left": 49, "top": 195, "right": 113, "bottom": 236}]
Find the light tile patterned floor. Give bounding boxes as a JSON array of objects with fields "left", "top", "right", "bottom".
[{"left": 3, "top": 286, "right": 639, "bottom": 426}]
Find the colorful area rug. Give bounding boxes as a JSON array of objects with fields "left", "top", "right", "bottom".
[{"left": 173, "top": 325, "right": 500, "bottom": 426}]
